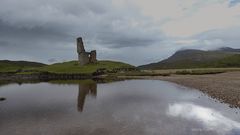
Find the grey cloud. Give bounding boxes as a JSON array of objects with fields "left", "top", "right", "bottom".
[
  {"left": 0, "top": 0, "right": 159, "bottom": 47},
  {"left": 0, "top": 0, "right": 162, "bottom": 64},
  {"left": 0, "top": 0, "right": 239, "bottom": 66},
  {"left": 0, "top": 20, "right": 71, "bottom": 44},
  {"left": 193, "top": 27, "right": 240, "bottom": 49},
  {"left": 48, "top": 58, "right": 58, "bottom": 63},
  {"left": 229, "top": 0, "right": 240, "bottom": 7},
  {"left": 96, "top": 33, "right": 160, "bottom": 48},
  {"left": 0, "top": 40, "right": 11, "bottom": 47},
  {"left": 163, "top": 27, "right": 240, "bottom": 54}
]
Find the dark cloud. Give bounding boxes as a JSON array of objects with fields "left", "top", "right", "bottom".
[
  {"left": 0, "top": 40, "right": 11, "bottom": 47},
  {"left": 0, "top": 0, "right": 162, "bottom": 64},
  {"left": 96, "top": 32, "right": 160, "bottom": 48}
]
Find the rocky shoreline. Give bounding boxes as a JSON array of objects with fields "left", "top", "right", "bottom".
[{"left": 0, "top": 72, "right": 94, "bottom": 81}]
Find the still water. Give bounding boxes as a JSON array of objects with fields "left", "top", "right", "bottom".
[{"left": 0, "top": 80, "right": 240, "bottom": 135}]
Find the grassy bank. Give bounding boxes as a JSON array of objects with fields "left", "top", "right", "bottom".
[
  {"left": 0, "top": 60, "right": 136, "bottom": 75},
  {"left": 0, "top": 60, "right": 46, "bottom": 72},
  {"left": 38, "top": 60, "right": 135, "bottom": 74},
  {"left": 141, "top": 68, "right": 240, "bottom": 75},
  {"left": 1, "top": 59, "right": 240, "bottom": 77}
]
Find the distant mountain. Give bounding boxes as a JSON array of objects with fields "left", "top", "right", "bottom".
[
  {"left": 0, "top": 60, "right": 46, "bottom": 72},
  {"left": 139, "top": 47, "right": 240, "bottom": 69},
  {"left": 217, "top": 47, "right": 240, "bottom": 53}
]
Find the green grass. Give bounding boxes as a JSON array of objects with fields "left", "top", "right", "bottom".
[
  {"left": 0, "top": 60, "right": 46, "bottom": 72},
  {"left": 0, "top": 62, "right": 25, "bottom": 72},
  {"left": 214, "top": 54, "right": 240, "bottom": 67},
  {"left": 1, "top": 59, "right": 239, "bottom": 77},
  {"left": 49, "top": 79, "right": 96, "bottom": 85},
  {"left": 144, "top": 68, "right": 240, "bottom": 75},
  {"left": 112, "top": 71, "right": 171, "bottom": 76},
  {"left": 0, "top": 60, "right": 136, "bottom": 75},
  {"left": 16, "top": 72, "right": 40, "bottom": 75},
  {"left": 37, "top": 60, "right": 135, "bottom": 74}
]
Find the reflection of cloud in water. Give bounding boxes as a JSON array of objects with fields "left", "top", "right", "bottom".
[{"left": 167, "top": 103, "right": 240, "bottom": 134}]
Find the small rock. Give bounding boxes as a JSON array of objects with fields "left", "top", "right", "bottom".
[{"left": 0, "top": 97, "right": 6, "bottom": 101}]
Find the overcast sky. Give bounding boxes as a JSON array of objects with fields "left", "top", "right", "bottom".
[{"left": 0, "top": 0, "right": 240, "bottom": 65}]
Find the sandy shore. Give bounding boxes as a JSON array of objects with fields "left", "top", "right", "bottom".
[{"left": 121, "top": 72, "right": 240, "bottom": 108}]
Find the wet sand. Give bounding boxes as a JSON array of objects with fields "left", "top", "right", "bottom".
[{"left": 122, "top": 72, "right": 240, "bottom": 108}]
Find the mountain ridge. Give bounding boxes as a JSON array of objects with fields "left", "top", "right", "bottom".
[{"left": 139, "top": 47, "right": 240, "bottom": 69}]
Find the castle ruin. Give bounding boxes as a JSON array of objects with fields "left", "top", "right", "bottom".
[
  {"left": 77, "top": 37, "right": 97, "bottom": 65},
  {"left": 78, "top": 82, "right": 97, "bottom": 112}
]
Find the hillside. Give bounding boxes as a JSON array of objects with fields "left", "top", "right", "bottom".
[
  {"left": 139, "top": 47, "right": 240, "bottom": 69},
  {"left": 38, "top": 60, "right": 136, "bottom": 74},
  {"left": 0, "top": 60, "right": 46, "bottom": 72},
  {"left": 218, "top": 47, "right": 240, "bottom": 53},
  {"left": 0, "top": 60, "right": 136, "bottom": 74}
]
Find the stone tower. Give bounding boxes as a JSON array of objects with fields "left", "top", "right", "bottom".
[{"left": 77, "top": 37, "right": 97, "bottom": 65}]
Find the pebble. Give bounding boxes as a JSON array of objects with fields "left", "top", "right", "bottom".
[{"left": 0, "top": 97, "right": 6, "bottom": 101}]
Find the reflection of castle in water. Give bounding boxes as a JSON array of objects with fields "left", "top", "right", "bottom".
[{"left": 78, "top": 82, "right": 97, "bottom": 112}]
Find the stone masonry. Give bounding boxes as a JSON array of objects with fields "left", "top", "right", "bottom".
[{"left": 77, "top": 37, "right": 97, "bottom": 65}]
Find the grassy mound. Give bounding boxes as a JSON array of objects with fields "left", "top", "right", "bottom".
[
  {"left": 0, "top": 60, "right": 46, "bottom": 72},
  {"left": 38, "top": 60, "right": 135, "bottom": 74},
  {"left": 0, "top": 60, "right": 136, "bottom": 75}
]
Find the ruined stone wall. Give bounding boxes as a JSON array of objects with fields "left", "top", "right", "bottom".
[
  {"left": 77, "top": 37, "right": 97, "bottom": 65},
  {"left": 78, "top": 53, "right": 90, "bottom": 65},
  {"left": 89, "top": 50, "right": 97, "bottom": 63},
  {"left": 77, "top": 37, "right": 85, "bottom": 53}
]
